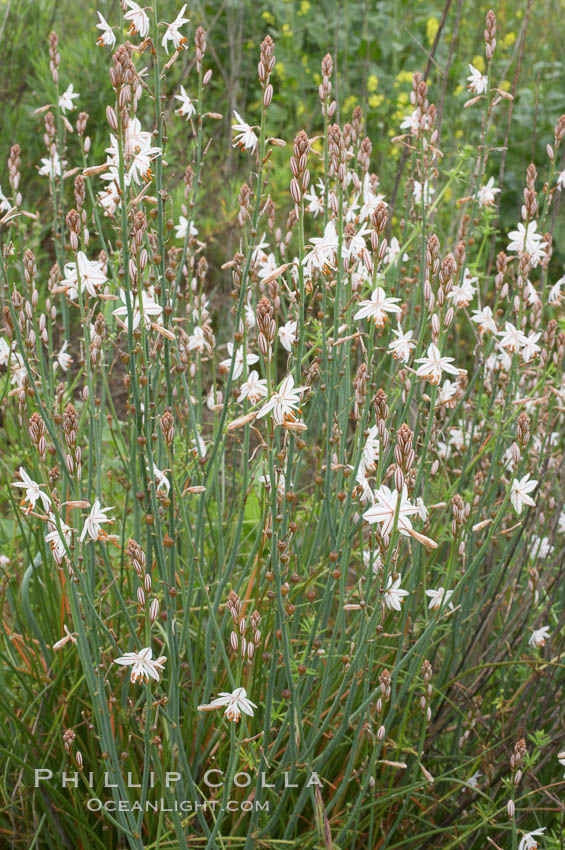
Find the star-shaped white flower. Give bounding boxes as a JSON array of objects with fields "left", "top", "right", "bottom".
[
  {"left": 45, "top": 513, "right": 72, "bottom": 563},
  {"left": 518, "top": 827, "right": 545, "bottom": 850},
  {"left": 58, "top": 83, "right": 79, "bottom": 114},
  {"left": 354, "top": 286, "right": 402, "bottom": 327},
  {"left": 198, "top": 686, "right": 256, "bottom": 722},
  {"left": 388, "top": 327, "right": 416, "bottom": 362},
  {"left": 55, "top": 341, "right": 72, "bottom": 372},
  {"left": 470, "top": 305, "right": 497, "bottom": 335},
  {"left": 232, "top": 110, "right": 258, "bottom": 153},
  {"left": 219, "top": 343, "right": 259, "bottom": 381},
  {"left": 477, "top": 177, "right": 500, "bottom": 207},
  {"left": 38, "top": 151, "right": 66, "bottom": 179},
  {"left": 449, "top": 268, "right": 476, "bottom": 308},
  {"left": 238, "top": 370, "right": 268, "bottom": 404},
  {"left": 96, "top": 11, "right": 116, "bottom": 47},
  {"left": 162, "top": 4, "right": 189, "bottom": 53},
  {"left": 175, "top": 85, "right": 195, "bottom": 120},
  {"left": 507, "top": 221, "right": 547, "bottom": 267},
  {"left": 363, "top": 485, "right": 419, "bottom": 537},
  {"left": 60, "top": 251, "right": 107, "bottom": 301},
  {"left": 466, "top": 64, "right": 488, "bottom": 95},
  {"left": 528, "top": 626, "right": 550, "bottom": 648},
  {"left": 257, "top": 374, "right": 307, "bottom": 426},
  {"left": 113, "top": 288, "right": 163, "bottom": 331},
  {"left": 174, "top": 215, "right": 198, "bottom": 240},
  {"left": 510, "top": 473, "right": 538, "bottom": 515},
  {"left": 415, "top": 343, "right": 459, "bottom": 385},
  {"left": 383, "top": 575, "right": 409, "bottom": 611},
  {"left": 278, "top": 320, "right": 297, "bottom": 352},
  {"left": 426, "top": 587, "right": 454, "bottom": 610},
  {"left": 80, "top": 499, "right": 113, "bottom": 543},
  {"left": 114, "top": 646, "right": 167, "bottom": 684},
  {"left": 11, "top": 467, "right": 51, "bottom": 513},
  {"left": 124, "top": 1, "right": 150, "bottom": 37}
]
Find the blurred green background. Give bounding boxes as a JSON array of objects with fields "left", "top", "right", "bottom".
[{"left": 1, "top": 0, "right": 565, "bottom": 259}]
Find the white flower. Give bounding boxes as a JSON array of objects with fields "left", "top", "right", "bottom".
[
  {"left": 96, "top": 11, "right": 116, "bottom": 47},
  {"left": 510, "top": 473, "right": 538, "bottom": 515},
  {"left": 238, "top": 370, "right": 268, "bottom": 404},
  {"left": 360, "top": 426, "right": 380, "bottom": 475},
  {"left": 162, "top": 4, "right": 189, "bottom": 53},
  {"left": 149, "top": 464, "right": 170, "bottom": 495},
  {"left": 80, "top": 499, "right": 113, "bottom": 543},
  {"left": 354, "top": 286, "right": 402, "bottom": 327},
  {"left": 257, "top": 252, "right": 278, "bottom": 281},
  {"left": 477, "top": 176, "right": 500, "bottom": 207},
  {"left": 174, "top": 215, "right": 198, "bottom": 240},
  {"left": 383, "top": 576, "right": 409, "bottom": 611},
  {"left": 384, "top": 237, "right": 408, "bottom": 265},
  {"left": 400, "top": 108, "right": 426, "bottom": 135},
  {"left": 426, "top": 587, "right": 454, "bottom": 610},
  {"left": 358, "top": 173, "right": 386, "bottom": 222},
  {"left": 466, "top": 64, "right": 488, "bottom": 95},
  {"left": 471, "top": 305, "right": 497, "bottom": 334},
  {"left": 497, "top": 321, "right": 528, "bottom": 353},
  {"left": 406, "top": 499, "right": 424, "bottom": 528},
  {"left": 303, "top": 220, "right": 348, "bottom": 275},
  {"left": 60, "top": 251, "right": 107, "bottom": 300},
  {"left": 558, "top": 751, "right": 565, "bottom": 776},
  {"left": 257, "top": 374, "right": 307, "bottom": 426},
  {"left": 45, "top": 513, "right": 72, "bottom": 562},
  {"left": 558, "top": 510, "right": 565, "bottom": 534},
  {"left": 388, "top": 327, "right": 416, "bottom": 362},
  {"left": 363, "top": 550, "right": 383, "bottom": 575},
  {"left": 114, "top": 646, "right": 167, "bottom": 684},
  {"left": 0, "top": 185, "right": 11, "bottom": 213},
  {"left": 415, "top": 343, "right": 460, "bottom": 385},
  {"left": 232, "top": 110, "right": 258, "bottom": 153},
  {"left": 362, "top": 485, "right": 419, "bottom": 537},
  {"left": 413, "top": 180, "right": 434, "bottom": 205},
  {"left": 557, "top": 171, "right": 565, "bottom": 191},
  {"left": 175, "top": 85, "right": 195, "bottom": 119},
  {"left": 11, "top": 467, "right": 51, "bottom": 512},
  {"left": 521, "top": 331, "right": 541, "bottom": 363},
  {"left": 56, "top": 341, "right": 72, "bottom": 372},
  {"left": 348, "top": 223, "right": 371, "bottom": 260},
  {"left": 105, "top": 117, "right": 161, "bottom": 185},
  {"left": 198, "top": 686, "right": 256, "bottom": 722},
  {"left": 528, "top": 626, "right": 550, "bottom": 648},
  {"left": 251, "top": 234, "right": 270, "bottom": 265},
  {"left": 38, "top": 151, "right": 66, "bottom": 178},
  {"left": 0, "top": 336, "right": 13, "bottom": 367},
  {"left": 304, "top": 184, "right": 324, "bottom": 216},
  {"left": 548, "top": 276, "right": 564, "bottom": 304},
  {"left": 355, "top": 468, "right": 375, "bottom": 504},
  {"left": 507, "top": 221, "right": 547, "bottom": 267},
  {"left": 278, "top": 320, "right": 297, "bottom": 352},
  {"left": 449, "top": 268, "right": 476, "bottom": 308},
  {"left": 124, "top": 1, "right": 150, "bottom": 37},
  {"left": 518, "top": 828, "right": 545, "bottom": 850},
  {"left": 113, "top": 287, "right": 163, "bottom": 331},
  {"left": 438, "top": 379, "right": 458, "bottom": 407},
  {"left": 192, "top": 434, "right": 207, "bottom": 459},
  {"left": 219, "top": 343, "right": 259, "bottom": 381},
  {"left": 187, "top": 326, "right": 207, "bottom": 353},
  {"left": 58, "top": 83, "right": 79, "bottom": 114}
]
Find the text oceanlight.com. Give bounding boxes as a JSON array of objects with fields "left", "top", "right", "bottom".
[{"left": 87, "top": 799, "right": 271, "bottom": 813}]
